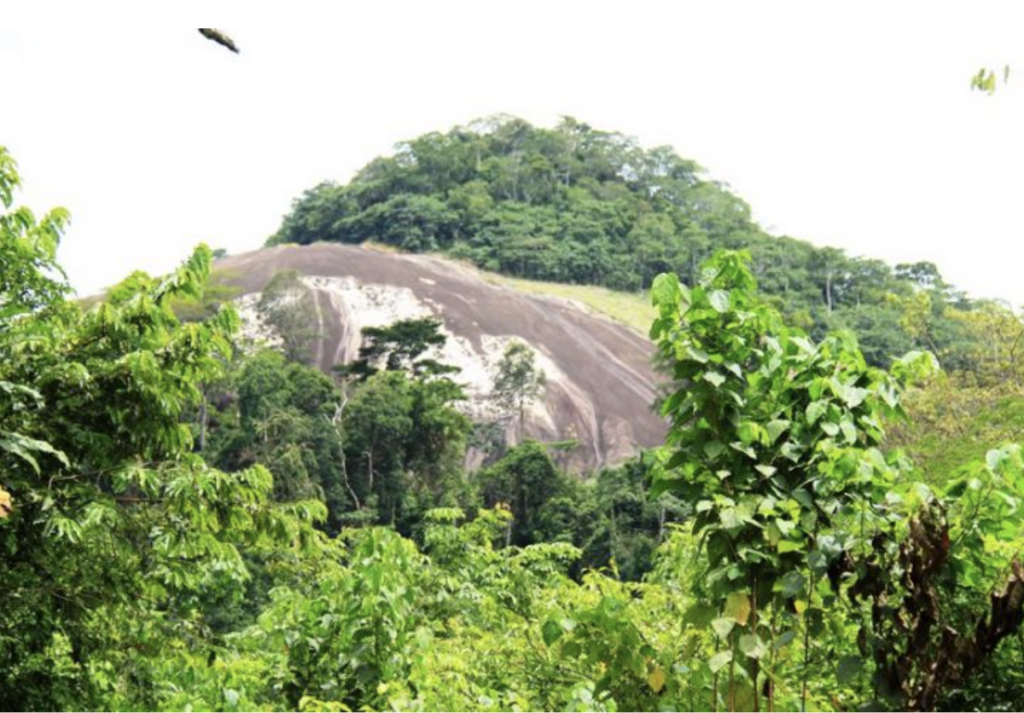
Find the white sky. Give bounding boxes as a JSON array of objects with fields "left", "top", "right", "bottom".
[{"left": 3, "top": 2, "right": 1024, "bottom": 303}]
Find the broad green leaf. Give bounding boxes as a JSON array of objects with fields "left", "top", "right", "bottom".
[
  {"left": 780, "top": 442, "right": 803, "bottom": 462},
  {"left": 774, "top": 571, "right": 805, "bottom": 598},
  {"left": 703, "top": 371, "right": 726, "bottom": 387},
  {"left": 806, "top": 401, "right": 827, "bottom": 425},
  {"left": 739, "top": 633, "right": 768, "bottom": 659},
  {"left": 730, "top": 442, "right": 757, "bottom": 459},
  {"left": 687, "top": 346, "right": 709, "bottom": 364},
  {"left": 724, "top": 591, "right": 751, "bottom": 625},
  {"left": 766, "top": 419, "right": 790, "bottom": 443},
  {"left": 711, "top": 617, "right": 736, "bottom": 638},
  {"left": 542, "top": 619, "right": 563, "bottom": 646},
  {"left": 840, "top": 384, "right": 868, "bottom": 408},
  {"left": 775, "top": 630, "right": 797, "bottom": 649},
  {"left": 840, "top": 419, "right": 857, "bottom": 445},
  {"left": 709, "top": 650, "right": 733, "bottom": 673},
  {"left": 709, "top": 290, "right": 730, "bottom": 313},
  {"left": 719, "top": 508, "right": 745, "bottom": 531},
  {"left": 777, "top": 540, "right": 804, "bottom": 554},
  {"left": 651, "top": 272, "right": 681, "bottom": 310},
  {"left": 704, "top": 440, "right": 725, "bottom": 460},
  {"left": 737, "top": 421, "right": 759, "bottom": 444},
  {"left": 660, "top": 389, "right": 687, "bottom": 416}
]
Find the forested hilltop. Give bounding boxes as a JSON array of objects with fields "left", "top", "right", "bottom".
[{"left": 270, "top": 115, "right": 977, "bottom": 367}]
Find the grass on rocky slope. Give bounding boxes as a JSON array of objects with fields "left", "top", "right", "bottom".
[{"left": 489, "top": 275, "right": 656, "bottom": 334}]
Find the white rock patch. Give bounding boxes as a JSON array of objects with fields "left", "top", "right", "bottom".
[
  {"left": 234, "top": 293, "right": 283, "bottom": 350},
  {"left": 233, "top": 276, "right": 572, "bottom": 433}
]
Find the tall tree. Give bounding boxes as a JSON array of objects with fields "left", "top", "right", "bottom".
[
  {"left": 493, "top": 341, "right": 546, "bottom": 439},
  {"left": 341, "top": 317, "right": 456, "bottom": 380},
  {"left": 258, "top": 270, "right": 319, "bottom": 364}
]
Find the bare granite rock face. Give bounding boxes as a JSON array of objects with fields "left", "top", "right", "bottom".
[{"left": 216, "top": 243, "right": 668, "bottom": 472}]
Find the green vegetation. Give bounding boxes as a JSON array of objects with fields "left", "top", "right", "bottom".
[
  {"left": 492, "top": 341, "right": 546, "bottom": 438},
  {"left": 258, "top": 270, "right": 320, "bottom": 364},
  {"left": 649, "top": 253, "right": 1024, "bottom": 710},
  {"left": 0, "top": 148, "right": 325, "bottom": 710},
  {"left": 888, "top": 300, "right": 1024, "bottom": 480},
  {"left": 5, "top": 125, "right": 1024, "bottom": 713},
  {"left": 486, "top": 271, "right": 657, "bottom": 333},
  {"left": 338, "top": 317, "right": 456, "bottom": 380},
  {"left": 269, "top": 115, "right": 982, "bottom": 368}
]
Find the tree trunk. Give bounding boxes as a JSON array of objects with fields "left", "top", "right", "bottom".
[
  {"left": 825, "top": 270, "right": 834, "bottom": 315},
  {"left": 367, "top": 449, "right": 374, "bottom": 495},
  {"left": 331, "top": 398, "right": 361, "bottom": 510},
  {"left": 518, "top": 395, "right": 526, "bottom": 442}
]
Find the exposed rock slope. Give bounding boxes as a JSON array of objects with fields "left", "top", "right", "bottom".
[{"left": 216, "top": 243, "right": 667, "bottom": 471}]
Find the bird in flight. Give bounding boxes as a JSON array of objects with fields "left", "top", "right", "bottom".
[{"left": 198, "top": 29, "right": 240, "bottom": 54}]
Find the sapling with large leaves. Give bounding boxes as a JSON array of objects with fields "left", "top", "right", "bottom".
[{"left": 649, "top": 250, "right": 934, "bottom": 710}]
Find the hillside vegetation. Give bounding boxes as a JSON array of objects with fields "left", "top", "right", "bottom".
[{"left": 271, "top": 115, "right": 980, "bottom": 369}]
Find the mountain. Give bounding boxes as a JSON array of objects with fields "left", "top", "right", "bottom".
[
  {"left": 268, "top": 115, "right": 979, "bottom": 369},
  {"left": 214, "top": 242, "right": 666, "bottom": 471}
]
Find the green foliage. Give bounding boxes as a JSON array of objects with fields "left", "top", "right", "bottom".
[
  {"left": 492, "top": 340, "right": 545, "bottom": 437},
  {"left": 169, "top": 267, "right": 243, "bottom": 323},
  {"left": 207, "top": 349, "right": 472, "bottom": 535},
  {"left": 479, "top": 441, "right": 568, "bottom": 546},
  {"left": 269, "top": 116, "right": 984, "bottom": 368},
  {"left": 971, "top": 65, "right": 1010, "bottom": 94},
  {"left": 889, "top": 299, "right": 1024, "bottom": 484},
  {"left": 258, "top": 270, "right": 319, "bottom": 364},
  {"left": 340, "top": 370, "right": 470, "bottom": 530},
  {"left": 212, "top": 349, "right": 343, "bottom": 504},
  {"left": 253, "top": 528, "right": 428, "bottom": 709},
  {"left": 339, "top": 317, "right": 456, "bottom": 380},
  {"left": 574, "top": 452, "right": 690, "bottom": 581},
  {"left": 0, "top": 147, "right": 325, "bottom": 710},
  {"left": 649, "top": 250, "right": 928, "bottom": 590},
  {"left": 650, "top": 250, "right": 927, "bottom": 708},
  {"left": 651, "top": 250, "right": 1024, "bottom": 710}
]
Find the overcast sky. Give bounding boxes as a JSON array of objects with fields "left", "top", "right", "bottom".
[{"left": 3, "top": 2, "right": 1024, "bottom": 303}]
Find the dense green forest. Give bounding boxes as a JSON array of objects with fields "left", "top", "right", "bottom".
[
  {"left": 4, "top": 123, "right": 1024, "bottom": 713},
  {"left": 269, "top": 116, "right": 985, "bottom": 369}
]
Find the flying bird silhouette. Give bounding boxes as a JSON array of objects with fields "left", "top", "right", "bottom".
[{"left": 198, "top": 29, "right": 239, "bottom": 54}]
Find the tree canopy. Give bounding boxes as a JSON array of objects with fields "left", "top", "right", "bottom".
[{"left": 269, "top": 115, "right": 981, "bottom": 367}]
